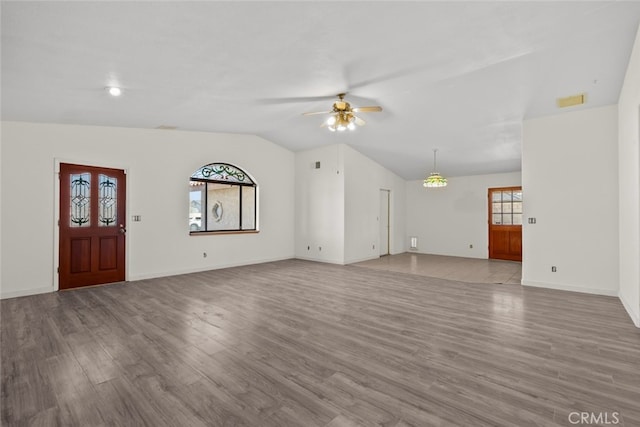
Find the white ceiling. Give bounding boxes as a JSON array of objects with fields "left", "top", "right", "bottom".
[{"left": 3, "top": 2, "right": 640, "bottom": 179}]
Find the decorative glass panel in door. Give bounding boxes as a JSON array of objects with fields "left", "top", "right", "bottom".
[
  {"left": 98, "top": 174, "right": 117, "bottom": 226},
  {"left": 70, "top": 173, "right": 91, "bottom": 227}
]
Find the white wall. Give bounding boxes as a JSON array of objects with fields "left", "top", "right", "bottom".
[
  {"left": 0, "top": 123, "right": 3, "bottom": 299},
  {"left": 0, "top": 121, "right": 295, "bottom": 299},
  {"left": 343, "top": 145, "right": 406, "bottom": 264},
  {"left": 294, "top": 143, "right": 406, "bottom": 265},
  {"left": 406, "top": 172, "right": 521, "bottom": 259},
  {"left": 522, "top": 105, "right": 619, "bottom": 296},
  {"left": 618, "top": 25, "right": 640, "bottom": 327},
  {"left": 295, "top": 144, "right": 345, "bottom": 264}
]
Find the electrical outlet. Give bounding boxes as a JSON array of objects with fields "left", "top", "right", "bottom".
[
  {"left": 551, "top": 266, "right": 557, "bottom": 272},
  {"left": 469, "top": 244, "right": 473, "bottom": 249},
  {"left": 203, "top": 252, "right": 207, "bottom": 258}
]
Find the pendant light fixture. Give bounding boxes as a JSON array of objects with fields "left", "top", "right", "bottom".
[{"left": 423, "top": 149, "right": 447, "bottom": 188}]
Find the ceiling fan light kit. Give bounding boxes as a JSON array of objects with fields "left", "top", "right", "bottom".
[
  {"left": 327, "top": 112, "right": 356, "bottom": 132},
  {"left": 423, "top": 149, "right": 448, "bottom": 188},
  {"left": 303, "top": 93, "right": 382, "bottom": 132}
]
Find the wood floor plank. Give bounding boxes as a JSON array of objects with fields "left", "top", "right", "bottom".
[
  {"left": 0, "top": 358, "right": 57, "bottom": 425},
  {"left": 94, "top": 377, "right": 167, "bottom": 427},
  {"left": 2, "top": 258, "right": 639, "bottom": 426}
]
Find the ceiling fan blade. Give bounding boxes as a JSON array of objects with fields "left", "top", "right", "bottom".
[
  {"left": 302, "top": 111, "right": 333, "bottom": 116},
  {"left": 346, "top": 60, "right": 434, "bottom": 92},
  {"left": 354, "top": 116, "right": 366, "bottom": 126},
  {"left": 352, "top": 106, "right": 382, "bottom": 113},
  {"left": 340, "top": 94, "right": 378, "bottom": 107},
  {"left": 256, "top": 95, "right": 337, "bottom": 105}
]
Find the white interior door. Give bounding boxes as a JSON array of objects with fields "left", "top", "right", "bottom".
[{"left": 379, "top": 189, "right": 390, "bottom": 256}]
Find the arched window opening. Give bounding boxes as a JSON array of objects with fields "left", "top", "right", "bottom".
[{"left": 189, "top": 163, "right": 257, "bottom": 233}]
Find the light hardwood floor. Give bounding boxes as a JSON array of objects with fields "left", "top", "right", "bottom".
[
  {"left": 2, "top": 259, "right": 639, "bottom": 426},
  {"left": 354, "top": 253, "right": 522, "bottom": 284}
]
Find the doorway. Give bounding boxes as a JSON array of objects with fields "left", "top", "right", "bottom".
[
  {"left": 59, "top": 163, "right": 126, "bottom": 289},
  {"left": 488, "top": 186, "right": 522, "bottom": 262},
  {"left": 379, "top": 189, "right": 390, "bottom": 256}
]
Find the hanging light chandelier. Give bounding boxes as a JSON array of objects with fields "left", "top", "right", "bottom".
[{"left": 423, "top": 149, "right": 448, "bottom": 188}]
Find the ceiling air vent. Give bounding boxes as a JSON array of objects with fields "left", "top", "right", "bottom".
[{"left": 557, "top": 93, "right": 586, "bottom": 108}]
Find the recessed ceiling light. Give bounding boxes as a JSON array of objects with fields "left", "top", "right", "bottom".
[{"left": 106, "top": 86, "right": 122, "bottom": 97}]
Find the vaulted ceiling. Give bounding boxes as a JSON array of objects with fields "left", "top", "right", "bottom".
[{"left": 3, "top": 2, "right": 640, "bottom": 179}]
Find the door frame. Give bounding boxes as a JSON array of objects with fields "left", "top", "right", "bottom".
[
  {"left": 379, "top": 188, "right": 391, "bottom": 256},
  {"left": 53, "top": 158, "right": 130, "bottom": 291}
]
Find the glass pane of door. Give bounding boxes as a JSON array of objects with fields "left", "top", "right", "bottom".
[
  {"left": 98, "top": 174, "right": 117, "bottom": 226},
  {"left": 512, "top": 201, "right": 522, "bottom": 213},
  {"left": 490, "top": 188, "right": 523, "bottom": 227},
  {"left": 70, "top": 173, "right": 91, "bottom": 227}
]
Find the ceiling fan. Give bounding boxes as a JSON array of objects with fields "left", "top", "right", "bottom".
[{"left": 302, "top": 93, "right": 382, "bottom": 132}]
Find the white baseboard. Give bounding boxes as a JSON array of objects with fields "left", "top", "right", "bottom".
[
  {"left": 345, "top": 255, "right": 380, "bottom": 264},
  {"left": 408, "top": 249, "right": 488, "bottom": 260},
  {"left": 0, "top": 286, "right": 53, "bottom": 300},
  {"left": 619, "top": 293, "right": 640, "bottom": 328},
  {"left": 522, "top": 280, "right": 619, "bottom": 297},
  {"left": 128, "top": 255, "right": 295, "bottom": 281},
  {"left": 294, "top": 255, "right": 344, "bottom": 265},
  {"left": 344, "top": 248, "right": 411, "bottom": 265}
]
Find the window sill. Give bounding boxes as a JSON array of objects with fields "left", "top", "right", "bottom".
[{"left": 189, "top": 230, "right": 259, "bottom": 236}]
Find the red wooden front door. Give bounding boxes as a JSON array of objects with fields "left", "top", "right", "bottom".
[
  {"left": 488, "top": 187, "right": 523, "bottom": 262},
  {"left": 59, "top": 163, "right": 126, "bottom": 289}
]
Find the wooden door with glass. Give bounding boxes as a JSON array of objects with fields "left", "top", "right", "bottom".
[
  {"left": 488, "top": 187, "right": 522, "bottom": 262},
  {"left": 59, "top": 163, "right": 126, "bottom": 289}
]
